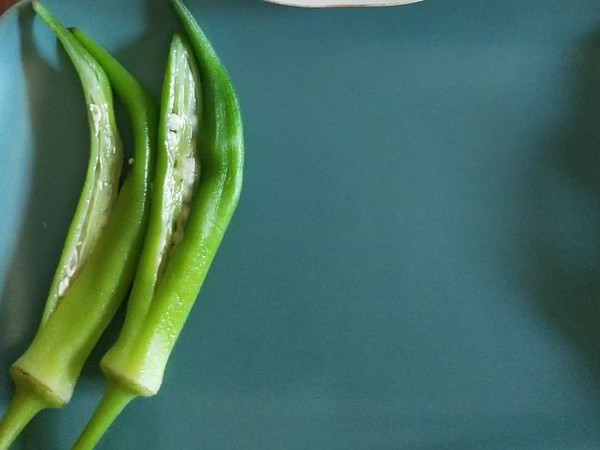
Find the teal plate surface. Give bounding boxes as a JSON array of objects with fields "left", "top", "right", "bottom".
[{"left": 3, "top": 0, "right": 600, "bottom": 449}]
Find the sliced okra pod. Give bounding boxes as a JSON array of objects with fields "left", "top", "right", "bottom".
[
  {"left": 40, "top": 7, "right": 124, "bottom": 326},
  {"left": 71, "top": 1, "right": 244, "bottom": 447},
  {"left": 0, "top": 2, "right": 156, "bottom": 448}
]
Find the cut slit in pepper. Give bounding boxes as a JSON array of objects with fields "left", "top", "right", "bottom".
[
  {"left": 40, "top": 3, "right": 124, "bottom": 327},
  {"left": 71, "top": 1, "right": 244, "bottom": 447},
  {"left": 0, "top": 2, "right": 156, "bottom": 449}
]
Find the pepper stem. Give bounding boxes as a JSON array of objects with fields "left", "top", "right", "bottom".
[
  {"left": 71, "top": 381, "right": 137, "bottom": 450},
  {"left": 0, "top": 388, "right": 45, "bottom": 450}
]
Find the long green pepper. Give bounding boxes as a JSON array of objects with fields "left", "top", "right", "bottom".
[
  {"left": 72, "top": 0, "right": 244, "bottom": 447},
  {"left": 0, "top": 3, "right": 156, "bottom": 448}
]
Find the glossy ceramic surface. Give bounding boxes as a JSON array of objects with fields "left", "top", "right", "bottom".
[{"left": 2, "top": 0, "right": 600, "bottom": 448}]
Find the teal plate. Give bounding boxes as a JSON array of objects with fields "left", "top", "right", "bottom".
[{"left": 3, "top": 0, "right": 600, "bottom": 449}]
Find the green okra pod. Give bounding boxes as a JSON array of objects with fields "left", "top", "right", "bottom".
[
  {"left": 39, "top": 4, "right": 124, "bottom": 327},
  {"left": 0, "top": 3, "right": 156, "bottom": 448},
  {"left": 72, "top": 1, "right": 244, "bottom": 447}
]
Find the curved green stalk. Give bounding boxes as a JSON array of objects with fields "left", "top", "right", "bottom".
[
  {"left": 69, "top": 382, "right": 136, "bottom": 450},
  {"left": 72, "top": 1, "right": 244, "bottom": 447},
  {"left": 0, "top": 389, "right": 45, "bottom": 448}
]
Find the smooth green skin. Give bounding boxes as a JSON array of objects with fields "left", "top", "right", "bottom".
[
  {"left": 102, "top": 0, "right": 244, "bottom": 394},
  {"left": 72, "top": 2, "right": 244, "bottom": 448},
  {"left": 73, "top": 35, "right": 203, "bottom": 450},
  {"left": 113, "top": 33, "right": 203, "bottom": 357},
  {"left": 104, "top": 0, "right": 244, "bottom": 396},
  {"left": 0, "top": 3, "right": 156, "bottom": 449},
  {"left": 37, "top": 2, "right": 123, "bottom": 326}
]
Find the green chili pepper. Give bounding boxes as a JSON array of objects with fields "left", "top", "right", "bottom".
[
  {"left": 0, "top": 3, "right": 156, "bottom": 448},
  {"left": 71, "top": 1, "right": 244, "bottom": 447}
]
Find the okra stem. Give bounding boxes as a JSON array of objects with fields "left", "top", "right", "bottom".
[
  {"left": 71, "top": 1, "right": 243, "bottom": 446},
  {"left": 0, "top": 4, "right": 156, "bottom": 448},
  {"left": 0, "top": 390, "right": 44, "bottom": 450},
  {"left": 71, "top": 383, "right": 136, "bottom": 450}
]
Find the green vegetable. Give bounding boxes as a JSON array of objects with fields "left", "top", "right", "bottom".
[
  {"left": 40, "top": 7, "right": 124, "bottom": 328},
  {"left": 0, "top": 3, "right": 156, "bottom": 448},
  {"left": 71, "top": 0, "right": 244, "bottom": 447}
]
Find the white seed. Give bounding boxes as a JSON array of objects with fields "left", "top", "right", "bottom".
[
  {"left": 128, "top": 158, "right": 134, "bottom": 165},
  {"left": 58, "top": 277, "right": 70, "bottom": 297},
  {"left": 89, "top": 103, "right": 102, "bottom": 135},
  {"left": 168, "top": 113, "right": 184, "bottom": 132},
  {"left": 181, "top": 156, "right": 196, "bottom": 203},
  {"left": 167, "top": 130, "right": 178, "bottom": 148},
  {"left": 90, "top": 104, "right": 102, "bottom": 122},
  {"left": 183, "top": 155, "right": 196, "bottom": 175},
  {"left": 66, "top": 251, "right": 78, "bottom": 277}
]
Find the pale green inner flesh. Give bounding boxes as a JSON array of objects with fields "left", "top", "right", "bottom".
[
  {"left": 154, "top": 42, "right": 201, "bottom": 280},
  {"left": 78, "top": 70, "right": 123, "bottom": 275},
  {"left": 44, "top": 65, "right": 123, "bottom": 323}
]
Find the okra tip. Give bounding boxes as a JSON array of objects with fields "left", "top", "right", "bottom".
[{"left": 31, "top": 1, "right": 48, "bottom": 16}]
